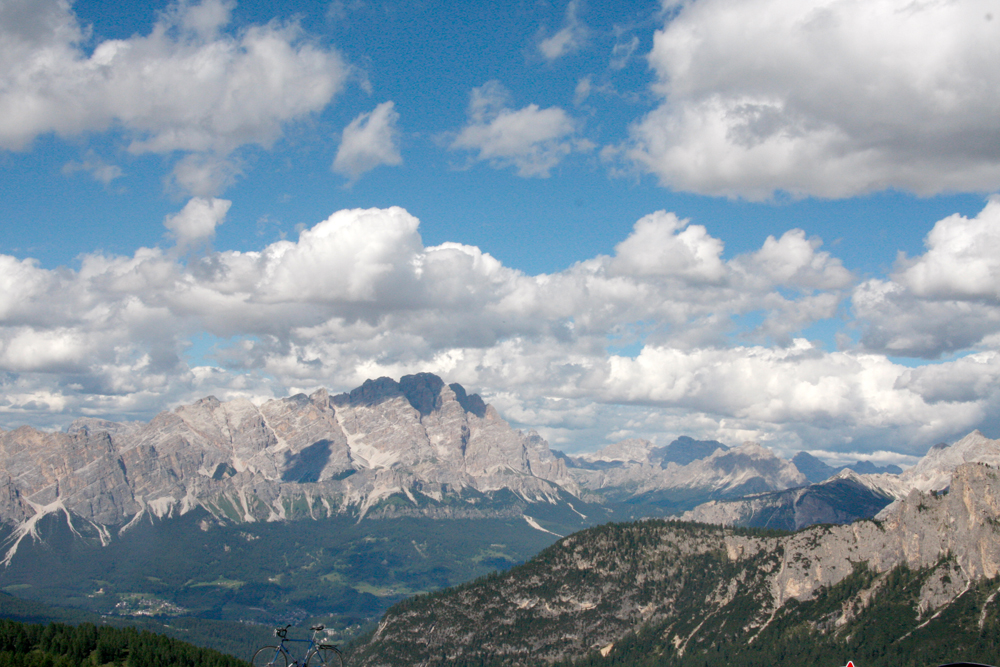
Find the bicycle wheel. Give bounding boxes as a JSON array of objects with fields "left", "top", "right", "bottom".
[
  {"left": 251, "top": 646, "right": 289, "bottom": 667},
  {"left": 306, "top": 646, "right": 344, "bottom": 667}
]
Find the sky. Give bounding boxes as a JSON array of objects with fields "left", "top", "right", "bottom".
[{"left": 2, "top": 0, "right": 1000, "bottom": 465}]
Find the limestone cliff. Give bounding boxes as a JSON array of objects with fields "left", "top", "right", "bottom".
[{"left": 0, "top": 373, "right": 576, "bottom": 556}]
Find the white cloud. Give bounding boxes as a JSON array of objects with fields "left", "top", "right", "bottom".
[
  {"left": 739, "top": 229, "right": 853, "bottom": 291},
  {"left": 170, "top": 154, "right": 243, "bottom": 197},
  {"left": 451, "top": 81, "right": 578, "bottom": 178},
  {"left": 855, "top": 199, "right": 1000, "bottom": 358},
  {"left": 599, "top": 341, "right": 992, "bottom": 454},
  {"left": 164, "top": 197, "right": 232, "bottom": 247},
  {"left": 896, "top": 198, "right": 1000, "bottom": 303},
  {"left": 538, "top": 0, "right": 588, "bottom": 61},
  {"left": 332, "top": 101, "right": 402, "bottom": 182},
  {"left": 608, "top": 211, "right": 726, "bottom": 282},
  {"left": 3, "top": 201, "right": 1000, "bottom": 456},
  {"left": 627, "top": 0, "right": 1000, "bottom": 199},
  {"left": 0, "top": 0, "right": 348, "bottom": 195}
]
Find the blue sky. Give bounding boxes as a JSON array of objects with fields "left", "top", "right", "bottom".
[{"left": 2, "top": 0, "right": 1000, "bottom": 463}]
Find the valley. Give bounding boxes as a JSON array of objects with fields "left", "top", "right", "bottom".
[{"left": 1, "top": 372, "right": 998, "bottom": 663}]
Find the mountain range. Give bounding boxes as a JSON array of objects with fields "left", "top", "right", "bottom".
[
  {"left": 1, "top": 371, "right": 998, "bottom": 649},
  {"left": 681, "top": 430, "right": 1000, "bottom": 531}
]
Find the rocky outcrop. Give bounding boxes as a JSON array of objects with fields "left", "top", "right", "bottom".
[
  {"left": 843, "top": 431, "right": 1000, "bottom": 510},
  {"left": 761, "top": 462, "right": 1000, "bottom": 605}
]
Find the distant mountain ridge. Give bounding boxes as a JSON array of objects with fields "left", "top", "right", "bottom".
[
  {"left": 792, "top": 450, "right": 902, "bottom": 483},
  {"left": 571, "top": 435, "right": 728, "bottom": 467},
  {"left": 564, "top": 437, "right": 807, "bottom": 512},
  {"left": 679, "top": 431, "right": 1000, "bottom": 530},
  {"left": 681, "top": 468, "right": 896, "bottom": 530},
  {"left": 3, "top": 372, "right": 993, "bottom": 547}
]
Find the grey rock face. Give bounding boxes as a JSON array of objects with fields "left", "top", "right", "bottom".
[
  {"left": 762, "top": 462, "right": 1000, "bottom": 604},
  {"left": 0, "top": 373, "right": 575, "bottom": 543},
  {"left": 0, "top": 426, "right": 137, "bottom": 525}
]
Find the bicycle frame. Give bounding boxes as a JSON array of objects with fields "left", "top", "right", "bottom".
[{"left": 253, "top": 624, "right": 343, "bottom": 667}]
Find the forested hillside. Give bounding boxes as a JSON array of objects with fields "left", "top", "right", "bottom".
[
  {"left": 0, "top": 592, "right": 273, "bottom": 661},
  {"left": 567, "top": 563, "right": 1000, "bottom": 667},
  {"left": 353, "top": 463, "right": 1000, "bottom": 667},
  {"left": 0, "top": 618, "right": 248, "bottom": 667}
]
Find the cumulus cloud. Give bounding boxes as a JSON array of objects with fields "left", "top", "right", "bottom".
[
  {"left": 0, "top": 0, "right": 348, "bottom": 194},
  {"left": 626, "top": 0, "right": 1000, "bottom": 199},
  {"left": 896, "top": 199, "right": 1000, "bottom": 303},
  {"left": 3, "top": 201, "right": 1000, "bottom": 456},
  {"left": 164, "top": 197, "right": 232, "bottom": 247},
  {"left": 538, "top": 0, "right": 588, "bottom": 61},
  {"left": 608, "top": 211, "right": 725, "bottom": 282},
  {"left": 600, "top": 341, "right": 992, "bottom": 453},
  {"left": 332, "top": 101, "right": 403, "bottom": 182},
  {"left": 855, "top": 199, "right": 1000, "bottom": 358},
  {"left": 451, "top": 81, "right": 578, "bottom": 177}
]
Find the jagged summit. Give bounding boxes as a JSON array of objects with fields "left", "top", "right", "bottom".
[
  {"left": 792, "top": 450, "right": 903, "bottom": 483},
  {"left": 0, "top": 373, "right": 577, "bottom": 563}
]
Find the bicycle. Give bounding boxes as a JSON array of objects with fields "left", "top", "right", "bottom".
[{"left": 251, "top": 624, "right": 344, "bottom": 667}]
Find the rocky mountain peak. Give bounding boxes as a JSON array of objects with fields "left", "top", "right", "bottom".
[
  {"left": 448, "top": 382, "right": 487, "bottom": 418},
  {"left": 0, "top": 373, "right": 578, "bottom": 545},
  {"left": 862, "top": 430, "right": 1000, "bottom": 503},
  {"left": 578, "top": 438, "right": 655, "bottom": 465},
  {"left": 650, "top": 435, "right": 728, "bottom": 466},
  {"left": 397, "top": 372, "right": 446, "bottom": 416}
]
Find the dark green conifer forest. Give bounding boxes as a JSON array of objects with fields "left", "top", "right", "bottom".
[{"left": 0, "top": 618, "right": 248, "bottom": 667}]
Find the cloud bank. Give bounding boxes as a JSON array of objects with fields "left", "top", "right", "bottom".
[
  {"left": 0, "top": 0, "right": 349, "bottom": 195},
  {"left": 2, "top": 201, "right": 999, "bottom": 457},
  {"left": 627, "top": 0, "right": 1000, "bottom": 199}
]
